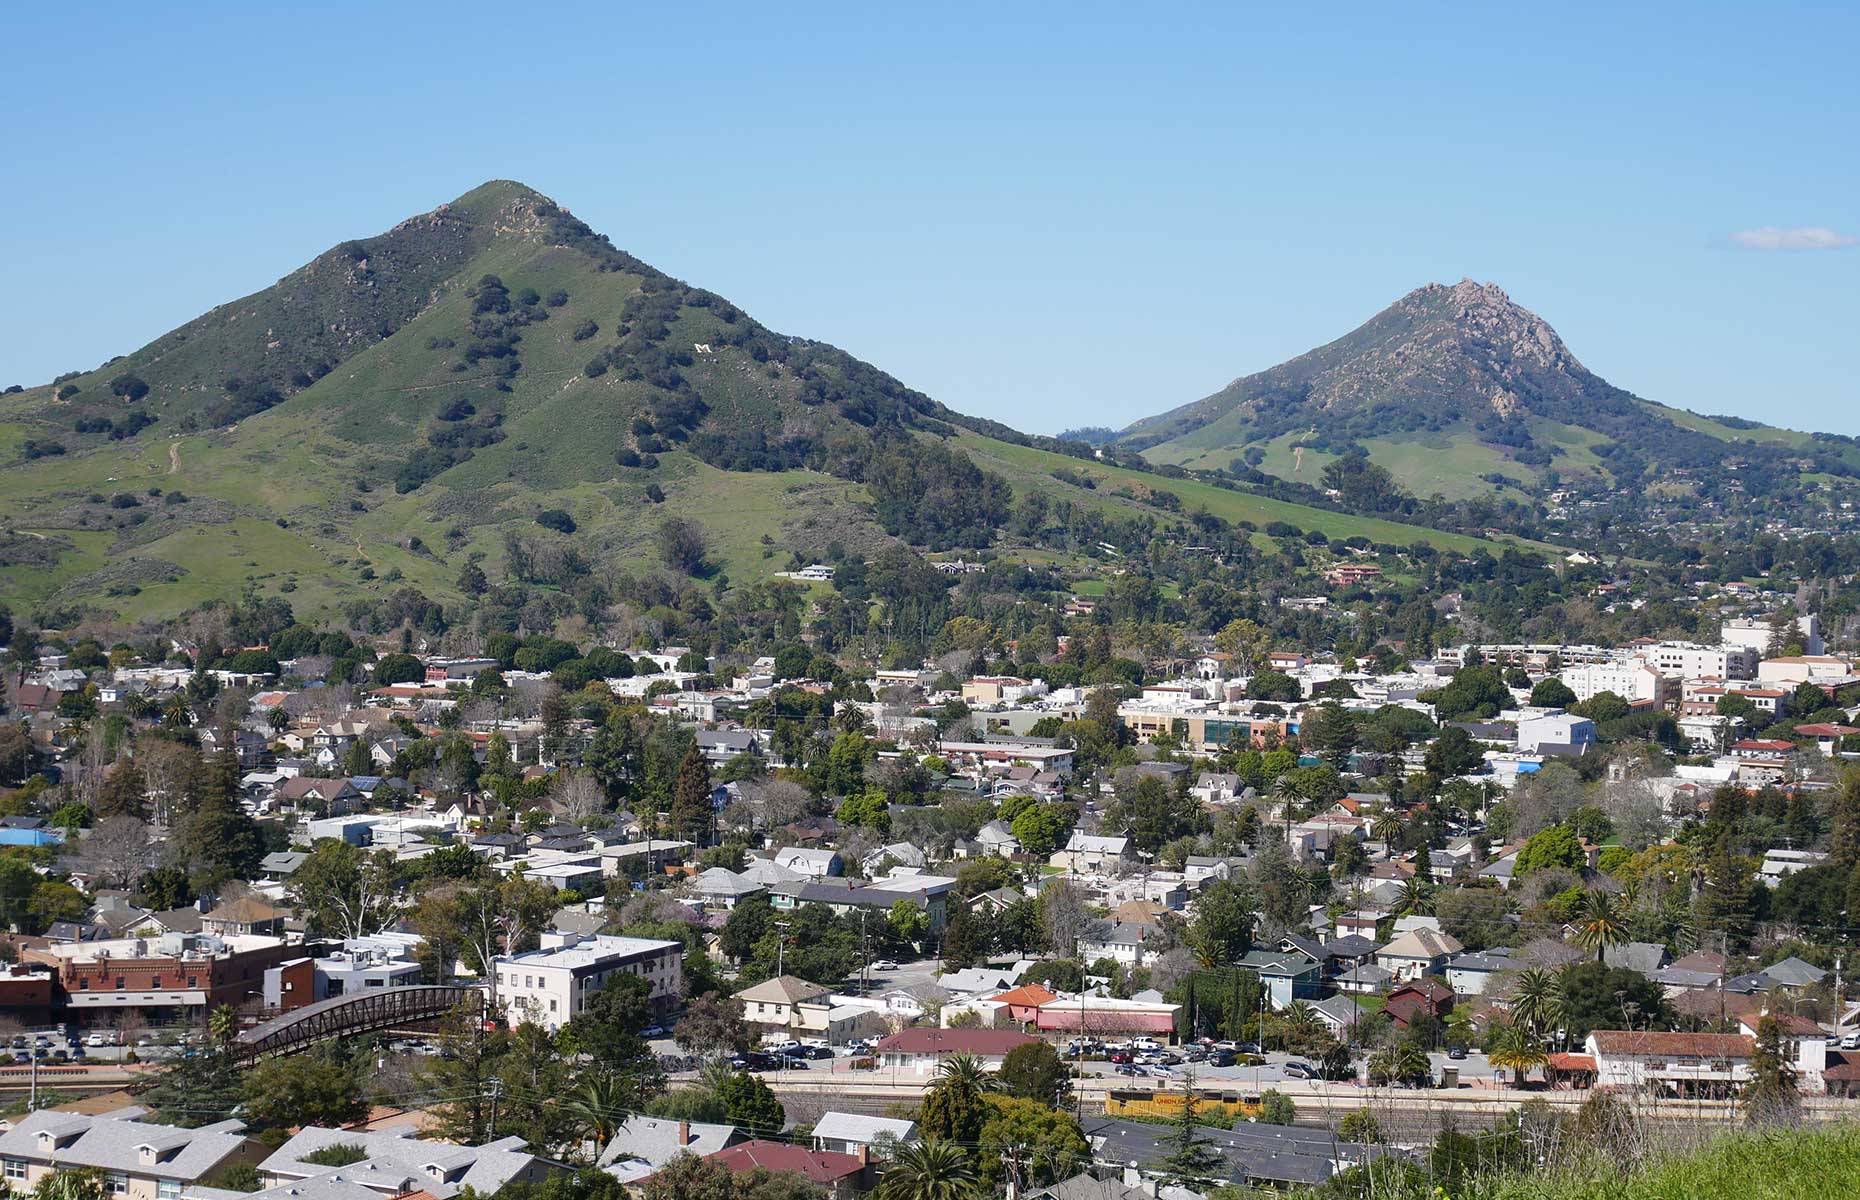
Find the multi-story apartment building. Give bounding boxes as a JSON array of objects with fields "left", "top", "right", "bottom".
[{"left": 489, "top": 932, "right": 683, "bottom": 1031}]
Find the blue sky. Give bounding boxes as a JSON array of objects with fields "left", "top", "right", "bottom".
[{"left": 3, "top": 2, "right": 1855, "bottom": 435}]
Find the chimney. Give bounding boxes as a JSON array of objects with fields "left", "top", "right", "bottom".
[
  {"left": 857, "top": 1144, "right": 869, "bottom": 1167},
  {"left": 678, "top": 1120, "right": 689, "bottom": 1147}
]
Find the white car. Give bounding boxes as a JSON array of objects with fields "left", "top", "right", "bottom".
[
  {"left": 1842, "top": 1033, "right": 1860, "bottom": 1050},
  {"left": 84, "top": 1033, "right": 110, "bottom": 1047},
  {"left": 871, "top": 960, "right": 900, "bottom": 971}
]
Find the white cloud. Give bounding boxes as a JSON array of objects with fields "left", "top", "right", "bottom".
[{"left": 1730, "top": 225, "right": 1857, "bottom": 251}]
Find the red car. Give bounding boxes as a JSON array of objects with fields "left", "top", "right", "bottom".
[{"left": 1108, "top": 1051, "right": 1135, "bottom": 1064}]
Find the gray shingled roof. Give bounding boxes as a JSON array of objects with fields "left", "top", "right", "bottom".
[{"left": 0, "top": 1111, "right": 248, "bottom": 1182}]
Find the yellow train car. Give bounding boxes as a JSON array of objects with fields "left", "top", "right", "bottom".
[{"left": 1104, "top": 1088, "right": 1263, "bottom": 1120}]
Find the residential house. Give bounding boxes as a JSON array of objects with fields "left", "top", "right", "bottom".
[
  {"left": 811, "top": 1113, "right": 917, "bottom": 1157},
  {"left": 1233, "top": 950, "right": 1323, "bottom": 1010},
  {"left": 1384, "top": 980, "right": 1455, "bottom": 1029},
  {"left": 0, "top": 1109, "right": 252, "bottom": 1200},
  {"left": 201, "top": 897, "right": 288, "bottom": 938},
  {"left": 736, "top": 975, "right": 835, "bottom": 1034},
  {"left": 1444, "top": 950, "right": 1522, "bottom": 996},
  {"left": 1077, "top": 921, "right": 1163, "bottom": 969},
  {"left": 1375, "top": 929, "right": 1465, "bottom": 982},
  {"left": 1052, "top": 833, "right": 1133, "bottom": 873},
  {"left": 704, "top": 1142, "right": 868, "bottom": 1200},
  {"left": 774, "top": 848, "right": 842, "bottom": 878},
  {"left": 257, "top": 1125, "right": 551, "bottom": 1196},
  {"left": 600, "top": 1117, "right": 744, "bottom": 1175}
]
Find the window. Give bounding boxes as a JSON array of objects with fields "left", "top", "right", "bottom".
[
  {"left": 5, "top": 1158, "right": 27, "bottom": 1180},
  {"left": 151, "top": 977, "right": 162, "bottom": 989},
  {"left": 187, "top": 977, "right": 198, "bottom": 988},
  {"left": 106, "top": 1174, "right": 128, "bottom": 1195},
  {"left": 159, "top": 1181, "right": 181, "bottom": 1200},
  {"left": 549, "top": 1000, "right": 558, "bottom": 1012},
  {"left": 115, "top": 978, "right": 126, "bottom": 990}
]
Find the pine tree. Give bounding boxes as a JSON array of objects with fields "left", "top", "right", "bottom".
[{"left": 1157, "top": 1073, "right": 1226, "bottom": 1186}]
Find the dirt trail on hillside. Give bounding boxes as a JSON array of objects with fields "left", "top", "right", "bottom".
[{"left": 168, "top": 441, "right": 182, "bottom": 474}]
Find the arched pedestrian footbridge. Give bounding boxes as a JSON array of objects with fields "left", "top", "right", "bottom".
[{"left": 234, "top": 985, "right": 481, "bottom": 1059}]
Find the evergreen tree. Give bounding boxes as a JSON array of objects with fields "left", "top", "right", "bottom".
[
  {"left": 178, "top": 752, "right": 263, "bottom": 885},
  {"left": 1827, "top": 772, "right": 1860, "bottom": 870},
  {"left": 96, "top": 759, "right": 149, "bottom": 820},
  {"left": 1156, "top": 1074, "right": 1226, "bottom": 1186},
  {"left": 1696, "top": 830, "right": 1755, "bottom": 944},
  {"left": 1743, "top": 1015, "right": 1800, "bottom": 1124},
  {"left": 668, "top": 747, "right": 714, "bottom": 842},
  {"left": 144, "top": 1006, "right": 243, "bottom": 1126},
  {"left": 941, "top": 902, "right": 988, "bottom": 969}
]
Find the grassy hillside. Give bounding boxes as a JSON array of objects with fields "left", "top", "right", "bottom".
[
  {"left": 1476, "top": 1123, "right": 1860, "bottom": 1200},
  {"left": 0, "top": 184, "right": 1565, "bottom": 625},
  {"left": 1119, "top": 279, "right": 1860, "bottom": 503},
  {"left": 954, "top": 432, "right": 1543, "bottom": 554}
]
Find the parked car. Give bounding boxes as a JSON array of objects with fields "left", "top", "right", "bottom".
[
  {"left": 1211, "top": 1040, "right": 1238, "bottom": 1052},
  {"left": 1115, "top": 1063, "right": 1144, "bottom": 1076},
  {"left": 640, "top": 1025, "right": 667, "bottom": 1039},
  {"left": 871, "top": 960, "right": 900, "bottom": 971},
  {"left": 1209, "top": 1050, "right": 1236, "bottom": 1067},
  {"left": 1843, "top": 1033, "right": 1860, "bottom": 1051},
  {"left": 84, "top": 1032, "right": 110, "bottom": 1048},
  {"left": 778, "top": 1055, "right": 810, "bottom": 1070},
  {"left": 1447, "top": 1045, "right": 1468, "bottom": 1060},
  {"left": 1236, "top": 1042, "right": 1262, "bottom": 1055},
  {"left": 1283, "top": 1061, "right": 1317, "bottom": 1079},
  {"left": 1108, "top": 1051, "right": 1134, "bottom": 1064}
]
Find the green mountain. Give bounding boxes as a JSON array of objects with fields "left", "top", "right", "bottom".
[
  {"left": 1119, "top": 278, "right": 1860, "bottom": 500},
  {"left": 0, "top": 186, "right": 1538, "bottom": 622}
]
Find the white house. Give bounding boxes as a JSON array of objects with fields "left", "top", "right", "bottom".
[
  {"left": 1052, "top": 833, "right": 1133, "bottom": 873},
  {"left": 1374, "top": 929, "right": 1464, "bottom": 981},
  {"left": 775, "top": 848, "right": 843, "bottom": 878}
]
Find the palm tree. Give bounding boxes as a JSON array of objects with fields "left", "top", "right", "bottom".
[
  {"left": 1489, "top": 1022, "right": 1548, "bottom": 1087},
  {"left": 1282, "top": 1001, "right": 1321, "bottom": 1043},
  {"left": 933, "top": 1051, "right": 999, "bottom": 1093},
  {"left": 562, "top": 1071, "right": 629, "bottom": 1155},
  {"left": 877, "top": 1140, "right": 979, "bottom": 1200},
  {"left": 1395, "top": 875, "right": 1434, "bottom": 917},
  {"left": 1370, "top": 809, "right": 1402, "bottom": 846},
  {"left": 1573, "top": 888, "right": 1630, "bottom": 963},
  {"left": 1506, "top": 967, "right": 1563, "bottom": 1038},
  {"left": 1270, "top": 774, "right": 1306, "bottom": 832}
]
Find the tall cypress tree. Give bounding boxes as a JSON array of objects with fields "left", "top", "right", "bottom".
[{"left": 667, "top": 747, "right": 713, "bottom": 842}]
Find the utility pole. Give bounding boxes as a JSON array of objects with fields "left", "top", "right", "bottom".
[{"left": 487, "top": 1078, "right": 502, "bottom": 1138}]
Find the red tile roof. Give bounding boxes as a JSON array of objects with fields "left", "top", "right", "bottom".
[
  {"left": 1589, "top": 1031, "right": 1754, "bottom": 1058},
  {"left": 1546, "top": 1053, "right": 1596, "bottom": 1071},
  {"left": 708, "top": 1141, "right": 864, "bottom": 1184},
  {"left": 987, "top": 984, "right": 1059, "bottom": 1008},
  {"left": 874, "top": 1028, "right": 1038, "bottom": 1056}
]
